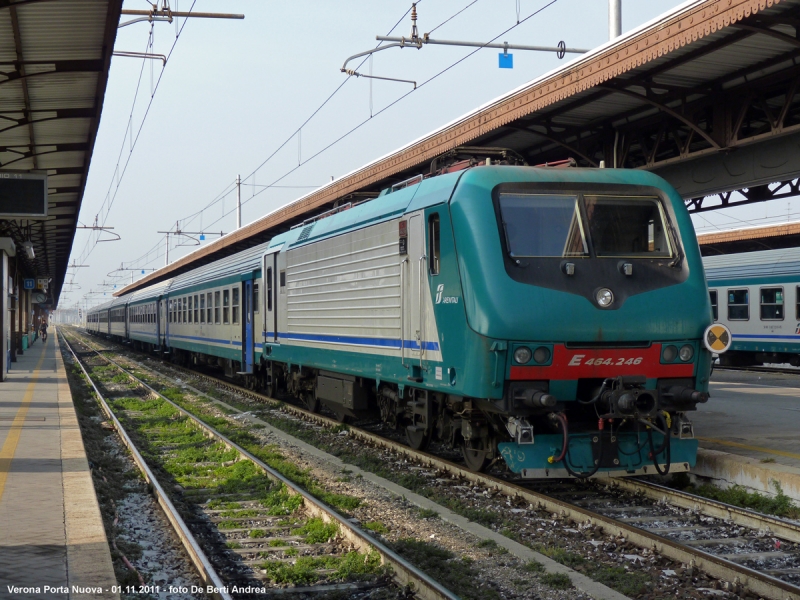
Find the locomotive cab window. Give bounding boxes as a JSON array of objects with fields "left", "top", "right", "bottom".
[
  {"left": 584, "top": 196, "right": 672, "bottom": 257},
  {"left": 428, "top": 214, "right": 440, "bottom": 275},
  {"left": 728, "top": 289, "right": 749, "bottom": 320},
  {"left": 498, "top": 194, "right": 587, "bottom": 257},
  {"left": 497, "top": 192, "right": 675, "bottom": 258},
  {"left": 760, "top": 287, "right": 784, "bottom": 320},
  {"left": 709, "top": 290, "right": 718, "bottom": 321}
]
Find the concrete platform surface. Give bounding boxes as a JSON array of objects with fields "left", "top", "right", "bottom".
[
  {"left": 691, "top": 368, "right": 800, "bottom": 502},
  {"left": 0, "top": 330, "right": 118, "bottom": 600},
  {"left": 695, "top": 369, "right": 800, "bottom": 469}
]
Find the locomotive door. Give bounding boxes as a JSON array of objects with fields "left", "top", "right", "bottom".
[
  {"left": 241, "top": 280, "right": 254, "bottom": 373},
  {"left": 262, "top": 244, "right": 283, "bottom": 344},
  {"left": 402, "top": 215, "right": 425, "bottom": 364}
]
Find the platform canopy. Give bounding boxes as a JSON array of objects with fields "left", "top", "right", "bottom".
[
  {"left": 0, "top": 0, "right": 122, "bottom": 305},
  {"left": 120, "top": 0, "right": 797, "bottom": 296}
]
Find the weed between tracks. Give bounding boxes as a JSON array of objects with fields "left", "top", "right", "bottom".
[
  {"left": 683, "top": 479, "right": 800, "bottom": 520},
  {"left": 65, "top": 338, "right": 391, "bottom": 591}
]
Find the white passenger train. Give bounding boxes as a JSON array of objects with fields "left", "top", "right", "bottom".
[{"left": 704, "top": 247, "right": 800, "bottom": 366}]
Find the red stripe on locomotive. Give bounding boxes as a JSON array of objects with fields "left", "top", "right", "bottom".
[{"left": 509, "top": 344, "right": 694, "bottom": 380}]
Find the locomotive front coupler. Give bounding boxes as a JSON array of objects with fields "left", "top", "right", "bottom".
[{"left": 598, "top": 376, "right": 659, "bottom": 419}]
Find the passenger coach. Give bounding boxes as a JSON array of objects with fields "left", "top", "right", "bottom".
[{"left": 705, "top": 247, "right": 800, "bottom": 367}]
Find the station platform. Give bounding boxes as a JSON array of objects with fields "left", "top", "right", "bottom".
[
  {"left": 691, "top": 368, "right": 800, "bottom": 503},
  {"left": 0, "top": 330, "right": 118, "bottom": 599}
]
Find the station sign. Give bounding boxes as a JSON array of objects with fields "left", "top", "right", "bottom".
[
  {"left": 37, "top": 278, "right": 48, "bottom": 291},
  {"left": 23, "top": 278, "right": 34, "bottom": 290},
  {"left": 0, "top": 172, "right": 48, "bottom": 219}
]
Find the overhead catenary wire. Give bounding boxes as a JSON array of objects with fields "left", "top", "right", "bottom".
[
  {"left": 196, "top": 0, "right": 562, "bottom": 235},
  {"left": 76, "top": 0, "right": 199, "bottom": 266},
  {"left": 105, "top": 0, "right": 561, "bottom": 280},
  {"left": 151, "top": 2, "right": 421, "bottom": 243}
]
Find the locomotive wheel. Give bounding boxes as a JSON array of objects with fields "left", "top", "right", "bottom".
[
  {"left": 462, "top": 437, "right": 491, "bottom": 472},
  {"left": 303, "top": 391, "right": 320, "bottom": 413},
  {"left": 406, "top": 426, "right": 432, "bottom": 451}
]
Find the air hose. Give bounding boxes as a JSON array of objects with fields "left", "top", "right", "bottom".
[
  {"left": 547, "top": 413, "right": 569, "bottom": 464},
  {"left": 647, "top": 411, "right": 672, "bottom": 475},
  {"left": 554, "top": 415, "right": 602, "bottom": 479}
]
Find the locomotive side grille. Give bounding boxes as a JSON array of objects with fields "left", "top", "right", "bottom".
[{"left": 286, "top": 220, "right": 402, "bottom": 340}]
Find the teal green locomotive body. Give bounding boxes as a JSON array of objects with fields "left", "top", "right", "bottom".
[{"left": 258, "top": 165, "right": 713, "bottom": 478}]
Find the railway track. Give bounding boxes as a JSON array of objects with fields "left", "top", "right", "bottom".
[
  {"left": 60, "top": 330, "right": 458, "bottom": 600},
  {"left": 68, "top": 328, "right": 800, "bottom": 600}
]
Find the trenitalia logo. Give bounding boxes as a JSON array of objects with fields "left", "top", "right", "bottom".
[{"left": 435, "top": 284, "right": 444, "bottom": 304}]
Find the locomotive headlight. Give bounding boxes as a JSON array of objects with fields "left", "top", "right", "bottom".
[
  {"left": 596, "top": 288, "right": 614, "bottom": 307},
  {"left": 679, "top": 344, "right": 694, "bottom": 362},
  {"left": 533, "top": 346, "right": 551, "bottom": 364},
  {"left": 514, "top": 347, "right": 532, "bottom": 364},
  {"left": 662, "top": 345, "right": 678, "bottom": 362}
]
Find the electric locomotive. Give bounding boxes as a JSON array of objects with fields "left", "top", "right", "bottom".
[{"left": 258, "top": 164, "right": 719, "bottom": 478}]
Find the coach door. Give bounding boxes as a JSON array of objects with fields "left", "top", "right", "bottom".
[
  {"left": 262, "top": 244, "right": 283, "bottom": 344},
  {"left": 241, "top": 280, "right": 254, "bottom": 373},
  {"left": 158, "top": 299, "right": 164, "bottom": 347},
  {"left": 402, "top": 214, "right": 425, "bottom": 373}
]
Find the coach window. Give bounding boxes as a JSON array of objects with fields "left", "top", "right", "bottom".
[
  {"left": 223, "top": 289, "right": 230, "bottom": 323},
  {"left": 188, "top": 296, "right": 193, "bottom": 323},
  {"left": 761, "top": 287, "right": 784, "bottom": 320},
  {"left": 232, "top": 287, "right": 240, "bottom": 324},
  {"left": 207, "top": 292, "right": 213, "bottom": 323},
  {"left": 214, "top": 291, "right": 221, "bottom": 324},
  {"left": 428, "top": 214, "right": 440, "bottom": 275},
  {"left": 709, "top": 291, "right": 718, "bottom": 320},
  {"left": 797, "top": 287, "right": 800, "bottom": 320},
  {"left": 200, "top": 295, "right": 205, "bottom": 324},
  {"left": 728, "top": 289, "right": 749, "bottom": 320},
  {"left": 183, "top": 297, "right": 188, "bottom": 323},
  {"left": 266, "top": 268, "right": 273, "bottom": 311},
  {"left": 194, "top": 295, "right": 199, "bottom": 322},
  {"left": 253, "top": 283, "right": 260, "bottom": 314}
]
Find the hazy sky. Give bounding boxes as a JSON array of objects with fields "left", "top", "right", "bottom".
[{"left": 65, "top": 0, "right": 773, "bottom": 308}]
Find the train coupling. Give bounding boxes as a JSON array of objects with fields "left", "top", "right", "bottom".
[{"left": 598, "top": 376, "right": 658, "bottom": 418}]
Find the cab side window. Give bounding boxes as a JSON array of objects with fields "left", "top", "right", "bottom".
[{"left": 428, "top": 213, "right": 440, "bottom": 275}]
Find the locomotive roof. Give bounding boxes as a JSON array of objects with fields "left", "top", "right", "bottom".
[
  {"left": 268, "top": 171, "right": 463, "bottom": 250},
  {"left": 703, "top": 247, "right": 800, "bottom": 280}
]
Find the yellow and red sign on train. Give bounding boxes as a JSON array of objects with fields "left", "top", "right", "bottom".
[{"left": 703, "top": 323, "right": 732, "bottom": 353}]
